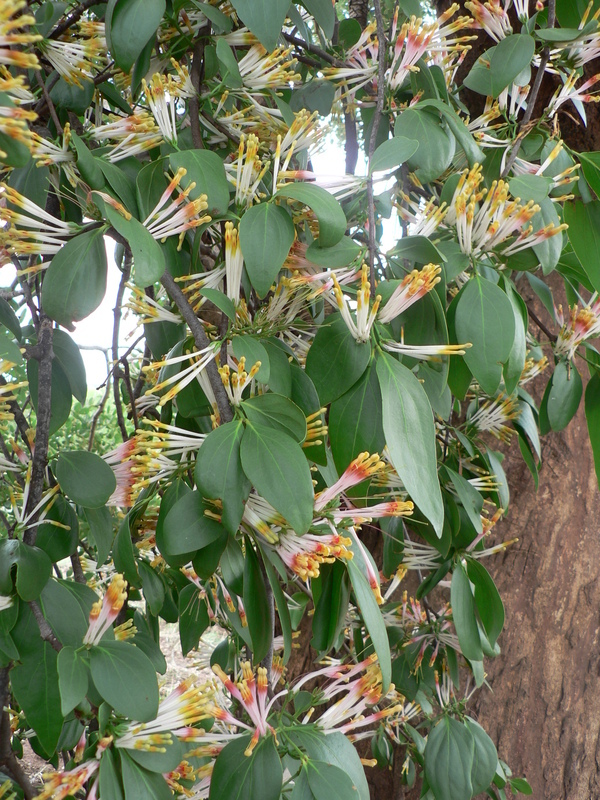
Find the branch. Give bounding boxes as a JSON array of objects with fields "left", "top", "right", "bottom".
[
  {"left": 23, "top": 315, "right": 53, "bottom": 547},
  {"left": 0, "top": 376, "right": 32, "bottom": 455},
  {"left": 283, "top": 33, "right": 338, "bottom": 65},
  {"left": 35, "top": 71, "right": 63, "bottom": 135},
  {"left": 160, "top": 272, "right": 233, "bottom": 423},
  {"left": 367, "top": 0, "right": 387, "bottom": 295},
  {"left": 502, "top": 0, "right": 556, "bottom": 178},
  {"left": 0, "top": 702, "right": 35, "bottom": 800},
  {"left": 49, "top": 0, "right": 101, "bottom": 38},
  {"left": 189, "top": 30, "right": 208, "bottom": 150},
  {"left": 527, "top": 303, "right": 558, "bottom": 343},
  {"left": 29, "top": 600, "right": 62, "bottom": 652},
  {"left": 112, "top": 256, "right": 131, "bottom": 443}
]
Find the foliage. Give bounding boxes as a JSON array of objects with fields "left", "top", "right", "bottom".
[{"left": 0, "top": 0, "right": 599, "bottom": 798}]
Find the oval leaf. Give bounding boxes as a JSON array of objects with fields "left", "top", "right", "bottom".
[
  {"left": 239, "top": 203, "right": 295, "bottom": 297},
  {"left": 56, "top": 450, "right": 117, "bottom": 509},
  {"left": 369, "top": 136, "right": 419, "bottom": 174},
  {"left": 275, "top": 183, "right": 346, "bottom": 248},
  {"left": 89, "top": 640, "right": 159, "bottom": 722}
]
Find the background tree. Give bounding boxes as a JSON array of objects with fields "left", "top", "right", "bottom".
[{"left": 0, "top": 1, "right": 599, "bottom": 799}]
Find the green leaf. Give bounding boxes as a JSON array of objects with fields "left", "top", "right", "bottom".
[
  {"left": 97, "top": 159, "right": 139, "bottom": 217},
  {"left": 127, "top": 737, "right": 185, "bottom": 774},
  {"left": 0, "top": 297, "right": 22, "bottom": 341},
  {"left": 41, "top": 578, "right": 91, "bottom": 647},
  {"left": 114, "top": 516, "right": 141, "bottom": 587},
  {"left": 57, "top": 646, "right": 89, "bottom": 715},
  {"left": 509, "top": 777, "right": 533, "bottom": 795},
  {"left": 138, "top": 561, "right": 165, "bottom": 616},
  {"left": 242, "top": 393, "right": 307, "bottom": 442},
  {"left": 376, "top": 353, "right": 443, "bottom": 536},
  {"left": 190, "top": 1, "right": 233, "bottom": 32},
  {"left": 195, "top": 420, "right": 251, "bottom": 535},
  {"left": 564, "top": 201, "right": 600, "bottom": 292},
  {"left": 71, "top": 130, "right": 105, "bottom": 189},
  {"left": 311, "top": 561, "right": 350, "bottom": 652},
  {"left": 466, "top": 559, "right": 504, "bottom": 646},
  {"left": 243, "top": 537, "right": 272, "bottom": 663},
  {"left": 231, "top": 335, "right": 270, "bottom": 383},
  {"left": 35, "top": 495, "right": 78, "bottom": 563},
  {"left": 451, "top": 562, "right": 483, "bottom": 662},
  {"left": 28, "top": 358, "right": 72, "bottom": 436},
  {"left": 169, "top": 150, "right": 230, "bottom": 217},
  {"left": 508, "top": 174, "right": 551, "bottom": 204},
  {"left": 394, "top": 108, "right": 455, "bottom": 182},
  {"left": 162, "top": 491, "right": 228, "bottom": 556},
  {"left": 84, "top": 506, "right": 114, "bottom": 565},
  {"left": 107, "top": 0, "right": 166, "bottom": 73},
  {"left": 445, "top": 467, "right": 483, "bottom": 535},
  {"left": 546, "top": 360, "right": 582, "bottom": 431},
  {"left": 369, "top": 136, "right": 419, "bottom": 174},
  {"left": 42, "top": 228, "right": 108, "bottom": 330},
  {"left": 260, "top": 551, "right": 292, "bottom": 663},
  {"left": 102, "top": 201, "right": 165, "bottom": 288},
  {"left": 120, "top": 752, "right": 172, "bottom": 800},
  {"left": 199, "top": 287, "right": 236, "bottom": 321},
  {"left": 300, "top": 0, "right": 335, "bottom": 37},
  {"left": 229, "top": 0, "right": 290, "bottom": 51},
  {"left": 465, "top": 718, "right": 498, "bottom": 795},
  {"left": 239, "top": 203, "right": 295, "bottom": 297},
  {"left": 454, "top": 276, "right": 515, "bottom": 396},
  {"left": 305, "top": 236, "right": 361, "bottom": 268},
  {"left": 56, "top": 450, "right": 116, "bottom": 509},
  {"left": 329, "top": 362, "right": 384, "bottom": 476},
  {"left": 286, "top": 729, "right": 369, "bottom": 800},
  {"left": 216, "top": 38, "right": 243, "bottom": 88},
  {"left": 9, "top": 542, "right": 51, "bottom": 602},
  {"left": 532, "top": 197, "right": 563, "bottom": 275},
  {"left": 417, "top": 99, "right": 485, "bottom": 166},
  {"left": 209, "top": 734, "right": 282, "bottom": 800},
  {"left": 464, "top": 35, "right": 535, "bottom": 97},
  {"left": 178, "top": 583, "right": 209, "bottom": 656},
  {"left": 306, "top": 761, "right": 358, "bottom": 800},
  {"left": 52, "top": 329, "right": 87, "bottom": 404},
  {"left": 305, "top": 314, "right": 371, "bottom": 405},
  {"left": 240, "top": 423, "right": 314, "bottom": 534},
  {"left": 99, "top": 749, "right": 125, "bottom": 800},
  {"left": 346, "top": 558, "right": 391, "bottom": 691},
  {"left": 12, "top": 643, "right": 63, "bottom": 754},
  {"left": 390, "top": 235, "right": 447, "bottom": 265},
  {"left": 502, "top": 281, "right": 527, "bottom": 395},
  {"left": 585, "top": 372, "right": 600, "bottom": 489},
  {"left": 90, "top": 640, "right": 159, "bottom": 722},
  {"left": 424, "top": 717, "right": 474, "bottom": 800},
  {"left": 275, "top": 183, "right": 346, "bottom": 248},
  {"left": 136, "top": 158, "right": 169, "bottom": 220}
]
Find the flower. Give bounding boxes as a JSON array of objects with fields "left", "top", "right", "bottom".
[
  {"left": 547, "top": 70, "right": 600, "bottom": 119},
  {"left": 555, "top": 293, "right": 600, "bottom": 359},
  {"left": 227, "top": 133, "right": 268, "bottom": 207},
  {"left": 142, "top": 168, "right": 211, "bottom": 249},
  {"left": 0, "top": 1, "right": 41, "bottom": 69},
  {"left": 323, "top": 22, "right": 378, "bottom": 97},
  {"left": 465, "top": 0, "right": 512, "bottom": 42},
  {"left": 218, "top": 357, "right": 261, "bottom": 405},
  {"left": 467, "top": 392, "right": 521, "bottom": 441},
  {"left": 90, "top": 112, "right": 163, "bottom": 162},
  {"left": 224, "top": 222, "right": 243, "bottom": 304},
  {"left": 315, "top": 452, "right": 386, "bottom": 511},
  {"left": 126, "top": 284, "right": 182, "bottom": 326},
  {"left": 38, "top": 24, "right": 106, "bottom": 88},
  {"left": 0, "top": 99, "right": 36, "bottom": 158},
  {"left": 142, "top": 73, "right": 178, "bottom": 145},
  {"left": 145, "top": 341, "right": 220, "bottom": 405},
  {"left": 237, "top": 44, "right": 300, "bottom": 91},
  {"left": 83, "top": 574, "right": 128, "bottom": 646},
  {"left": 34, "top": 759, "right": 100, "bottom": 800},
  {"left": 266, "top": 527, "right": 353, "bottom": 580},
  {"left": 378, "top": 264, "right": 441, "bottom": 324},
  {"left": 330, "top": 264, "right": 380, "bottom": 343}
]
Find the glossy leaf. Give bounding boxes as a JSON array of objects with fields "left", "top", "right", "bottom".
[
  {"left": 286, "top": 729, "right": 369, "bottom": 800},
  {"left": 243, "top": 538, "right": 272, "bottom": 663},
  {"left": 394, "top": 107, "right": 455, "bottom": 182},
  {"left": 12, "top": 643, "right": 63, "bottom": 754},
  {"left": 162, "top": 492, "right": 228, "bottom": 556},
  {"left": 305, "top": 314, "right": 371, "bottom": 405},
  {"left": 103, "top": 202, "right": 165, "bottom": 287},
  {"left": 56, "top": 450, "right": 116, "bottom": 509},
  {"left": 229, "top": 0, "right": 290, "bottom": 51},
  {"left": 306, "top": 236, "right": 361, "bottom": 267},
  {"left": 52, "top": 329, "right": 87, "bottom": 404},
  {"left": 169, "top": 150, "right": 230, "bottom": 216},
  {"left": 240, "top": 423, "right": 314, "bottom": 534},
  {"left": 239, "top": 203, "right": 295, "bottom": 297},
  {"left": 178, "top": 583, "right": 210, "bottom": 656},
  {"left": 585, "top": 371, "right": 600, "bottom": 489},
  {"left": 346, "top": 558, "right": 391, "bottom": 691},
  {"left": 369, "top": 136, "right": 419, "bottom": 174},
  {"left": 564, "top": 200, "right": 600, "bottom": 292},
  {"left": 311, "top": 561, "right": 350, "bottom": 653},
  {"left": 377, "top": 353, "right": 443, "bottom": 536},
  {"left": 465, "top": 718, "right": 498, "bottom": 795},
  {"left": 57, "top": 646, "right": 89, "bottom": 715},
  {"left": 306, "top": 761, "right": 358, "bottom": 800},
  {"left": 90, "top": 640, "right": 159, "bottom": 722},
  {"left": 455, "top": 276, "right": 515, "bottom": 396},
  {"left": 424, "top": 717, "right": 474, "bottom": 800},
  {"left": 275, "top": 183, "right": 346, "bottom": 247},
  {"left": 464, "top": 35, "right": 535, "bottom": 97},
  {"left": 195, "top": 420, "right": 251, "bottom": 535},
  {"left": 241, "top": 393, "right": 307, "bottom": 442},
  {"left": 120, "top": 751, "right": 172, "bottom": 800},
  {"left": 107, "top": 0, "right": 166, "bottom": 73},
  {"left": 467, "top": 559, "right": 504, "bottom": 646},
  {"left": 209, "top": 734, "right": 282, "bottom": 800},
  {"left": 42, "top": 228, "right": 108, "bottom": 330},
  {"left": 451, "top": 562, "right": 484, "bottom": 662},
  {"left": 547, "top": 360, "right": 582, "bottom": 431}
]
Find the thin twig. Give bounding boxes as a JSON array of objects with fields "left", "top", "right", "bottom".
[
  {"left": 527, "top": 303, "right": 557, "bottom": 343},
  {"left": 0, "top": 376, "right": 32, "bottom": 454},
  {"left": 88, "top": 351, "right": 112, "bottom": 450},
  {"left": 0, "top": 704, "right": 35, "bottom": 800},
  {"left": 49, "top": 0, "right": 100, "bottom": 38},
  {"left": 189, "top": 30, "right": 209, "bottom": 149},
  {"left": 366, "top": 0, "right": 387, "bottom": 295},
  {"left": 283, "top": 33, "right": 338, "bottom": 65},
  {"left": 35, "top": 71, "right": 63, "bottom": 134},
  {"left": 23, "top": 315, "right": 53, "bottom": 547},
  {"left": 112, "top": 254, "right": 131, "bottom": 443},
  {"left": 120, "top": 357, "right": 139, "bottom": 431},
  {"left": 70, "top": 552, "right": 86, "bottom": 584},
  {"left": 160, "top": 272, "right": 233, "bottom": 423},
  {"left": 502, "top": 0, "right": 556, "bottom": 177},
  {"left": 29, "top": 600, "right": 62, "bottom": 652}
]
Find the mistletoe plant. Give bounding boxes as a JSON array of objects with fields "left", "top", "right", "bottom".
[{"left": 0, "top": 0, "right": 599, "bottom": 798}]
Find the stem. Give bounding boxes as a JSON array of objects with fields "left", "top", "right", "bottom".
[
  {"left": 189, "top": 29, "right": 209, "bottom": 150},
  {"left": 49, "top": 0, "right": 101, "bottom": 38},
  {"left": 501, "top": 0, "right": 556, "bottom": 178},
  {"left": 160, "top": 272, "right": 233, "bottom": 423},
  {"left": 23, "top": 316, "right": 53, "bottom": 547},
  {"left": 0, "top": 699, "right": 35, "bottom": 800},
  {"left": 112, "top": 255, "right": 131, "bottom": 443},
  {"left": 367, "top": 0, "right": 387, "bottom": 295},
  {"left": 29, "top": 600, "right": 62, "bottom": 652}
]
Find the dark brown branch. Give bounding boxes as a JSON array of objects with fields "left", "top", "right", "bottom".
[
  {"left": 70, "top": 552, "right": 86, "bottom": 584},
  {"left": 49, "top": 0, "right": 100, "bottom": 38},
  {"left": 0, "top": 376, "right": 32, "bottom": 455},
  {"left": 527, "top": 303, "right": 558, "bottom": 343},
  {"left": 23, "top": 316, "right": 53, "bottom": 547},
  {"left": 112, "top": 255, "right": 131, "bottom": 443},
  {"left": 160, "top": 272, "right": 233, "bottom": 423},
  {"left": 366, "top": 0, "right": 387, "bottom": 295},
  {"left": 35, "top": 71, "right": 63, "bottom": 134},
  {"left": 283, "top": 33, "right": 338, "bottom": 65},
  {"left": 502, "top": 0, "right": 556, "bottom": 177},
  {"left": 120, "top": 356, "right": 139, "bottom": 431},
  {"left": 189, "top": 31, "right": 208, "bottom": 150},
  {"left": 29, "top": 600, "right": 62, "bottom": 652},
  {"left": 0, "top": 700, "right": 35, "bottom": 800}
]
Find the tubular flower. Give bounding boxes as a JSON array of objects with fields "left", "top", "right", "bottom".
[
  {"left": 547, "top": 70, "right": 600, "bottom": 119},
  {"left": 315, "top": 452, "right": 386, "bottom": 511},
  {"left": 227, "top": 133, "right": 268, "bottom": 207},
  {"left": 237, "top": 44, "right": 300, "bottom": 90},
  {"left": 103, "top": 438, "right": 138, "bottom": 507},
  {"left": 333, "top": 499, "right": 414, "bottom": 524},
  {"left": 467, "top": 392, "right": 521, "bottom": 441},
  {"left": 331, "top": 265, "right": 380, "bottom": 343},
  {"left": 555, "top": 294, "right": 600, "bottom": 359},
  {"left": 83, "top": 574, "right": 128, "bottom": 646},
  {"left": 116, "top": 680, "right": 215, "bottom": 751},
  {"left": 145, "top": 338, "right": 220, "bottom": 404},
  {"left": 323, "top": 22, "right": 378, "bottom": 96},
  {"left": 0, "top": 100, "right": 36, "bottom": 157},
  {"left": 0, "top": 184, "right": 79, "bottom": 263},
  {"left": 211, "top": 662, "right": 280, "bottom": 755},
  {"left": 465, "top": 0, "right": 512, "bottom": 41},
  {"left": 267, "top": 528, "right": 353, "bottom": 580},
  {"left": 126, "top": 284, "right": 182, "bottom": 326},
  {"left": 0, "top": 1, "right": 41, "bottom": 69},
  {"left": 219, "top": 357, "right": 261, "bottom": 405},
  {"left": 395, "top": 594, "right": 459, "bottom": 668},
  {"left": 142, "top": 73, "right": 178, "bottom": 144},
  {"left": 90, "top": 112, "right": 163, "bottom": 162},
  {"left": 142, "top": 168, "right": 211, "bottom": 249},
  {"left": 395, "top": 193, "right": 448, "bottom": 237},
  {"left": 520, "top": 355, "right": 549, "bottom": 385},
  {"left": 561, "top": 5, "right": 600, "bottom": 69},
  {"left": 449, "top": 164, "right": 565, "bottom": 257},
  {"left": 38, "top": 24, "right": 106, "bottom": 88},
  {"left": 176, "top": 267, "right": 226, "bottom": 314},
  {"left": 34, "top": 759, "right": 100, "bottom": 800},
  {"left": 378, "top": 264, "right": 441, "bottom": 324},
  {"left": 224, "top": 222, "right": 243, "bottom": 304}
]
